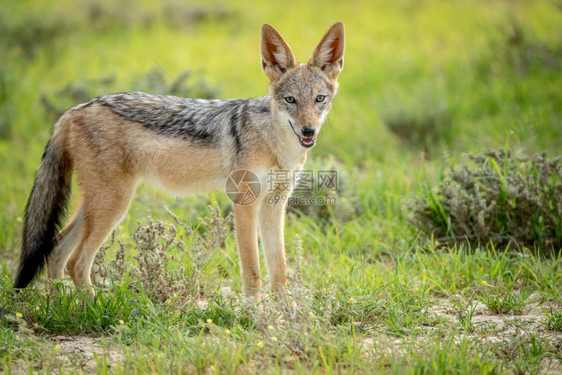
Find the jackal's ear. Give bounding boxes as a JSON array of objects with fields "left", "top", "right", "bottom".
[
  {"left": 261, "top": 24, "right": 297, "bottom": 83},
  {"left": 309, "top": 22, "right": 345, "bottom": 81}
]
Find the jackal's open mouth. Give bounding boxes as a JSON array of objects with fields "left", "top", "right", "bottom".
[
  {"left": 288, "top": 120, "right": 316, "bottom": 148},
  {"left": 300, "top": 137, "right": 316, "bottom": 148}
]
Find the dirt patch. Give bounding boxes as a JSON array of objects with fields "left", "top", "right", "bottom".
[
  {"left": 49, "top": 335, "right": 123, "bottom": 373},
  {"left": 358, "top": 298, "right": 562, "bottom": 373}
]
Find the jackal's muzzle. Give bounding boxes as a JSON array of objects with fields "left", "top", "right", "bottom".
[{"left": 288, "top": 120, "right": 317, "bottom": 148}]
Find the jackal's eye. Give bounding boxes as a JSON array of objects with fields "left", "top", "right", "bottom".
[
  {"left": 284, "top": 96, "right": 296, "bottom": 104},
  {"left": 315, "top": 95, "right": 326, "bottom": 103}
]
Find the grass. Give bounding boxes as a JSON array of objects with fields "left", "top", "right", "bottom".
[{"left": 1, "top": 0, "right": 561, "bottom": 373}]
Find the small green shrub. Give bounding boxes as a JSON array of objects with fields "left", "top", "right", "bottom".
[
  {"left": 163, "top": 3, "right": 233, "bottom": 29},
  {"left": 378, "top": 83, "right": 453, "bottom": 156},
  {"left": 41, "top": 68, "right": 219, "bottom": 120},
  {"left": 478, "top": 18, "right": 562, "bottom": 77},
  {"left": 130, "top": 68, "right": 219, "bottom": 99},
  {"left": 40, "top": 75, "right": 116, "bottom": 120},
  {"left": 0, "top": 14, "right": 71, "bottom": 61},
  {"left": 0, "top": 67, "right": 14, "bottom": 139},
  {"left": 405, "top": 148, "right": 562, "bottom": 252},
  {"left": 287, "top": 157, "right": 357, "bottom": 223}
]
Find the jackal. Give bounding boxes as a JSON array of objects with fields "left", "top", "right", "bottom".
[{"left": 15, "top": 22, "right": 345, "bottom": 298}]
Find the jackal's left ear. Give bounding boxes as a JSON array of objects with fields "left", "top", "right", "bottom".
[
  {"left": 309, "top": 22, "right": 345, "bottom": 81},
  {"left": 261, "top": 24, "right": 297, "bottom": 83}
]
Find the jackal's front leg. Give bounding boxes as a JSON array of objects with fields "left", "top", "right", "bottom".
[
  {"left": 234, "top": 203, "right": 261, "bottom": 298},
  {"left": 259, "top": 196, "right": 288, "bottom": 293}
]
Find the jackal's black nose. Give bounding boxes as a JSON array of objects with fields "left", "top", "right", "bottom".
[{"left": 302, "top": 126, "right": 316, "bottom": 138}]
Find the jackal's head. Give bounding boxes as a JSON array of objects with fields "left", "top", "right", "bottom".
[{"left": 261, "top": 22, "right": 345, "bottom": 148}]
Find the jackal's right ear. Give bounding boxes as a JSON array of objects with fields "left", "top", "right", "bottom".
[{"left": 260, "top": 24, "right": 297, "bottom": 83}]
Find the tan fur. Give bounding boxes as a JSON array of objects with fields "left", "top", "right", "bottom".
[{"left": 33, "top": 23, "right": 345, "bottom": 298}]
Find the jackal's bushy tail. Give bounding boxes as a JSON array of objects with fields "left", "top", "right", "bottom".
[{"left": 14, "top": 124, "right": 72, "bottom": 288}]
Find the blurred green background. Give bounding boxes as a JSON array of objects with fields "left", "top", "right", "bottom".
[{"left": 1, "top": 0, "right": 561, "bottom": 259}]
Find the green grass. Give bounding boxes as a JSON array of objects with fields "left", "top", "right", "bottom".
[{"left": 1, "top": 0, "right": 562, "bottom": 373}]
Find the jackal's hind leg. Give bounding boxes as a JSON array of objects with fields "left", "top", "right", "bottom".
[
  {"left": 47, "top": 204, "right": 85, "bottom": 280},
  {"left": 67, "top": 183, "right": 135, "bottom": 290}
]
